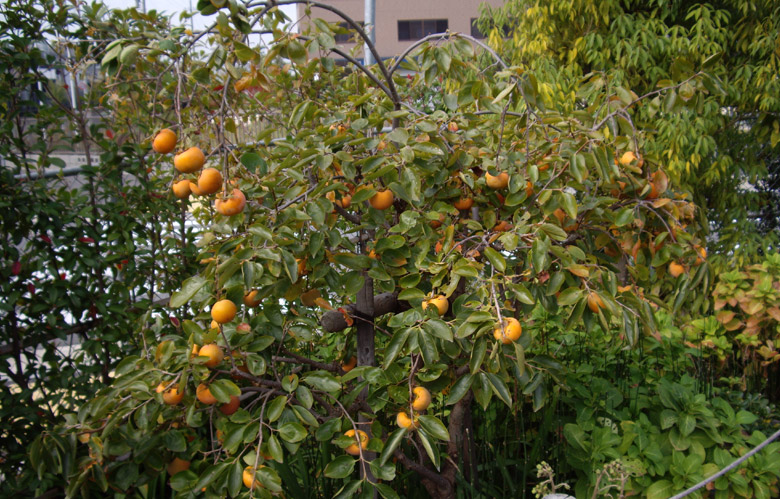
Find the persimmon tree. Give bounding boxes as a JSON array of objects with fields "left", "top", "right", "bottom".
[{"left": 30, "top": 1, "right": 714, "bottom": 497}]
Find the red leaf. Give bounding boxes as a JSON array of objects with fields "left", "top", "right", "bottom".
[
  {"left": 27, "top": 283, "right": 35, "bottom": 294},
  {"left": 169, "top": 316, "right": 180, "bottom": 327},
  {"left": 40, "top": 234, "right": 51, "bottom": 244},
  {"left": 78, "top": 237, "right": 95, "bottom": 244},
  {"left": 105, "top": 129, "right": 114, "bottom": 139},
  {"left": 11, "top": 261, "right": 21, "bottom": 275},
  {"left": 60, "top": 273, "right": 66, "bottom": 280},
  {"left": 338, "top": 307, "right": 354, "bottom": 327}
]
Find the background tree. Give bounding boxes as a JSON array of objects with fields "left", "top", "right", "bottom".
[
  {"left": 476, "top": 0, "right": 780, "bottom": 265},
  {"left": 0, "top": 1, "right": 199, "bottom": 495}
]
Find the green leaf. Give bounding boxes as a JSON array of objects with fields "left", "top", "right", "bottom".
[
  {"left": 735, "top": 410, "right": 758, "bottom": 425},
  {"left": 560, "top": 191, "right": 577, "bottom": 220},
  {"left": 324, "top": 455, "right": 356, "bottom": 479},
  {"left": 446, "top": 373, "right": 473, "bottom": 405},
  {"left": 278, "top": 422, "right": 307, "bottom": 443},
  {"left": 303, "top": 371, "right": 341, "bottom": 392},
  {"left": 383, "top": 328, "right": 411, "bottom": 368},
  {"left": 614, "top": 207, "right": 635, "bottom": 227},
  {"left": 387, "top": 128, "right": 408, "bottom": 144},
  {"left": 193, "top": 463, "right": 225, "bottom": 495},
  {"left": 470, "top": 337, "right": 486, "bottom": 374},
  {"left": 169, "top": 276, "right": 208, "bottom": 308},
  {"left": 485, "top": 373, "right": 512, "bottom": 407},
  {"left": 209, "top": 379, "right": 240, "bottom": 404},
  {"left": 257, "top": 466, "right": 283, "bottom": 492},
  {"left": 557, "top": 287, "right": 582, "bottom": 306},
  {"left": 233, "top": 41, "right": 257, "bottom": 62},
  {"left": 563, "top": 423, "right": 588, "bottom": 451},
  {"left": 417, "top": 428, "right": 440, "bottom": 470},
  {"left": 266, "top": 395, "right": 287, "bottom": 423},
  {"left": 679, "top": 413, "right": 696, "bottom": 437},
  {"left": 435, "top": 48, "right": 451, "bottom": 72},
  {"left": 334, "top": 480, "right": 363, "bottom": 499},
  {"left": 492, "top": 82, "right": 516, "bottom": 104},
  {"left": 379, "top": 427, "right": 407, "bottom": 466},
  {"left": 287, "top": 39, "right": 307, "bottom": 65},
  {"left": 418, "top": 415, "right": 450, "bottom": 441},
  {"left": 512, "top": 283, "right": 535, "bottom": 305},
  {"left": 483, "top": 247, "right": 506, "bottom": 273},
  {"left": 375, "top": 483, "right": 401, "bottom": 499},
  {"left": 163, "top": 431, "right": 186, "bottom": 452},
  {"left": 646, "top": 480, "right": 674, "bottom": 499},
  {"left": 423, "top": 319, "right": 452, "bottom": 341},
  {"left": 119, "top": 44, "right": 139, "bottom": 65}
]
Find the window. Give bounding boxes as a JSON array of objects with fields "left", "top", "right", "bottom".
[
  {"left": 334, "top": 21, "right": 364, "bottom": 43},
  {"left": 470, "top": 18, "right": 512, "bottom": 39},
  {"left": 398, "top": 19, "right": 448, "bottom": 41}
]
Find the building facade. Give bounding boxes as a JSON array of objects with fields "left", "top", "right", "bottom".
[{"left": 297, "top": 0, "right": 506, "bottom": 61}]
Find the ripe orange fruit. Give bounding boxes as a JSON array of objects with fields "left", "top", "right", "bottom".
[
  {"left": 198, "top": 343, "right": 224, "bottom": 368},
  {"left": 162, "top": 385, "right": 183, "bottom": 405},
  {"left": 174, "top": 147, "right": 205, "bottom": 173},
  {"left": 219, "top": 395, "right": 240, "bottom": 415},
  {"left": 167, "top": 457, "right": 190, "bottom": 476},
  {"left": 430, "top": 213, "right": 446, "bottom": 229},
  {"left": 172, "top": 179, "right": 191, "bottom": 199},
  {"left": 153, "top": 129, "right": 177, "bottom": 154},
  {"left": 412, "top": 387, "right": 431, "bottom": 411},
  {"left": 587, "top": 292, "right": 605, "bottom": 313},
  {"left": 243, "top": 466, "right": 263, "bottom": 490},
  {"left": 370, "top": 189, "right": 394, "bottom": 210},
  {"left": 211, "top": 299, "right": 237, "bottom": 324},
  {"left": 196, "top": 383, "right": 218, "bottom": 405},
  {"left": 453, "top": 198, "right": 474, "bottom": 210},
  {"left": 485, "top": 172, "right": 509, "bottom": 189},
  {"left": 619, "top": 151, "right": 637, "bottom": 166},
  {"left": 493, "top": 317, "right": 522, "bottom": 344},
  {"left": 215, "top": 188, "right": 246, "bottom": 215},
  {"left": 493, "top": 220, "right": 513, "bottom": 232},
  {"left": 344, "top": 429, "right": 369, "bottom": 456},
  {"left": 341, "top": 355, "right": 357, "bottom": 372},
  {"left": 695, "top": 246, "right": 707, "bottom": 265},
  {"left": 422, "top": 295, "right": 448, "bottom": 316},
  {"left": 297, "top": 258, "right": 308, "bottom": 276},
  {"left": 197, "top": 168, "right": 223, "bottom": 195},
  {"left": 669, "top": 261, "right": 685, "bottom": 277},
  {"left": 525, "top": 181, "right": 534, "bottom": 198},
  {"left": 396, "top": 411, "right": 419, "bottom": 429},
  {"left": 188, "top": 181, "right": 204, "bottom": 196},
  {"left": 244, "top": 290, "right": 261, "bottom": 307}
]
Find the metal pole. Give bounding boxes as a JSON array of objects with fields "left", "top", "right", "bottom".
[{"left": 363, "top": 0, "right": 375, "bottom": 66}]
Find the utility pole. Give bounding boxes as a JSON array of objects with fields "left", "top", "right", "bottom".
[{"left": 363, "top": 0, "right": 375, "bottom": 66}]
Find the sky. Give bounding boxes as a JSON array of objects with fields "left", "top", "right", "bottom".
[{"left": 101, "top": 0, "right": 298, "bottom": 31}]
